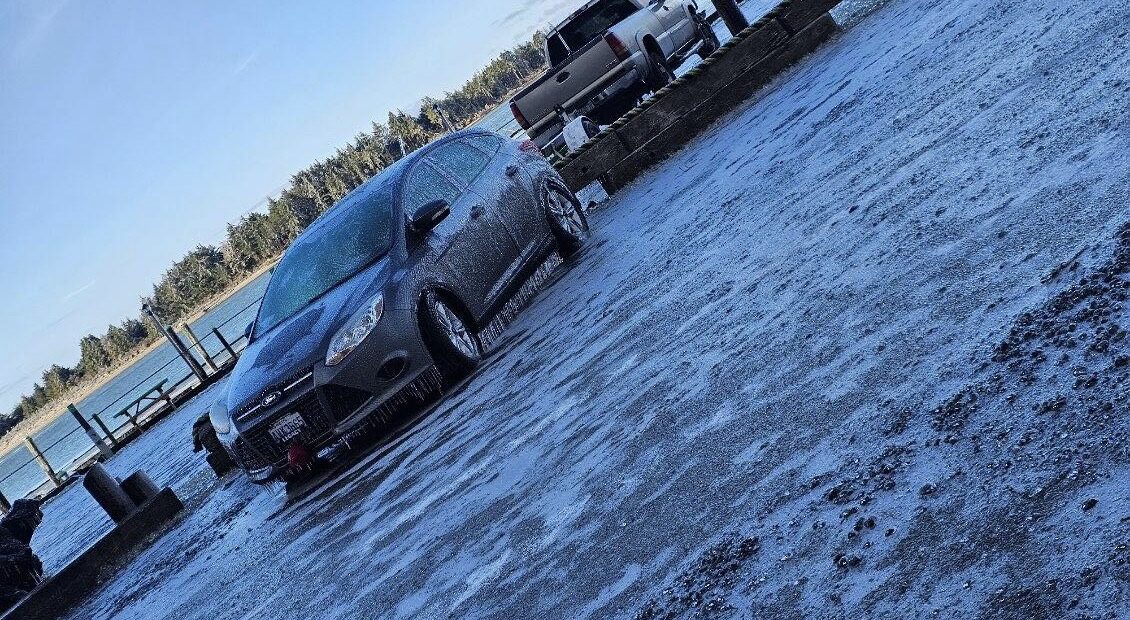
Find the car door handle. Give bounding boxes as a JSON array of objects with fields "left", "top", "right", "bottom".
[
  {"left": 505, "top": 164, "right": 520, "bottom": 177},
  {"left": 556, "top": 72, "right": 570, "bottom": 83},
  {"left": 470, "top": 205, "right": 485, "bottom": 219}
]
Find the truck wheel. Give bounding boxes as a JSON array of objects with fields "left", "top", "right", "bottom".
[
  {"left": 645, "top": 49, "right": 674, "bottom": 92},
  {"left": 696, "top": 17, "right": 721, "bottom": 59}
]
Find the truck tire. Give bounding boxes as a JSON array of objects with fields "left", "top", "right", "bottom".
[{"left": 645, "top": 48, "right": 674, "bottom": 92}]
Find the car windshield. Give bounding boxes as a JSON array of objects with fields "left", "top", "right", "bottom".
[
  {"left": 255, "top": 181, "right": 397, "bottom": 336},
  {"left": 558, "top": 0, "right": 638, "bottom": 50}
]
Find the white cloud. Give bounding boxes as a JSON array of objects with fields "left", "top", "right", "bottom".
[{"left": 61, "top": 279, "right": 96, "bottom": 302}]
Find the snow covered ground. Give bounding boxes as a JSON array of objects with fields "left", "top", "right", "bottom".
[{"left": 28, "top": 0, "right": 1129, "bottom": 617}]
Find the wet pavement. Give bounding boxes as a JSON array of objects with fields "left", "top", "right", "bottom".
[{"left": 28, "top": 0, "right": 1130, "bottom": 617}]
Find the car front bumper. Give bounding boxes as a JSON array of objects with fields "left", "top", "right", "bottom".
[{"left": 227, "top": 308, "right": 442, "bottom": 482}]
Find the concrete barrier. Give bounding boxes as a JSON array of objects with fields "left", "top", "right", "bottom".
[
  {"left": 2, "top": 488, "right": 183, "bottom": 620},
  {"left": 556, "top": 0, "right": 842, "bottom": 193}
]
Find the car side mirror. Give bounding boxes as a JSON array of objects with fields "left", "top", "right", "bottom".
[
  {"left": 243, "top": 323, "right": 254, "bottom": 341},
  {"left": 409, "top": 199, "right": 451, "bottom": 235}
]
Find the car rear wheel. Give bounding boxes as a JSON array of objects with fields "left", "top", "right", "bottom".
[
  {"left": 546, "top": 186, "right": 589, "bottom": 258},
  {"left": 421, "top": 291, "right": 482, "bottom": 384}
]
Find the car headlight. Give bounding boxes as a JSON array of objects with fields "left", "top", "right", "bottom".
[
  {"left": 326, "top": 293, "right": 384, "bottom": 367},
  {"left": 209, "top": 400, "right": 232, "bottom": 436}
]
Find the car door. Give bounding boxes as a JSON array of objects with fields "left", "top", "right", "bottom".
[
  {"left": 463, "top": 134, "right": 544, "bottom": 260},
  {"left": 412, "top": 142, "right": 517, "bottom": 319}
]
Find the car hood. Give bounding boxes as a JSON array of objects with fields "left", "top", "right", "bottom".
[{"left": 226, "top": 257, "right": 392, "bottom": 416}]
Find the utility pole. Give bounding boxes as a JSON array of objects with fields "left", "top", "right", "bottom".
[
  {"left": 433, "top": 103, "right": 457, "bottom": 133},
  {"left": 142, "top": 302, "right": 209, "bottom": 382},
  {"left": 714, "top": 0, "right": 750, "bottom": 35}
]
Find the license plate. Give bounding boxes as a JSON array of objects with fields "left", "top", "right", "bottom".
[{"left": 269, "top": 413, "right": 306, "bottom": 443}]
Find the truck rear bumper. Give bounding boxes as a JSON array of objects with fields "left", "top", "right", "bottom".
[
  {"left": 532, "top": 65, "right": 644, "bottom": 149},
  {"left": 528, "top": 59, "right": 643, "bottom": 144}
]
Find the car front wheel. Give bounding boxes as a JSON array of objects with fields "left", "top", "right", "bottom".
[
  {"left": 546, "top": 186, "right": 589, "bottom": 258},
  {"left": 421, "top": 292, "right": 482, "bottom": 384}
]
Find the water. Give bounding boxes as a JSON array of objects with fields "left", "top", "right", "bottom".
[
  {"left": 475, "top": 103, "right": 524, "bottom": 137},
  {"left": 0, "top": 271, "right": 272, "bottom": 500}
]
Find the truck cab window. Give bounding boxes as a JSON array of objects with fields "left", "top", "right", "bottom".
[
  {"left": 559, "top": 0, "right": 639, "bottom": 50},
  {"left": 547, "top": 34, "right": 570, "bottom": 67}
]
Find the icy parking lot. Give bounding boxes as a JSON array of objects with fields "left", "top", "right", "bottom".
[{"left": 34, "top": 0, "right": 1129, "bottom": 617}]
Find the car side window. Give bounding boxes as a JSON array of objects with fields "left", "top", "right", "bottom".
[
  {"left": 427, "top": 140, "right": 491, "bottom": 188},
  {"left": 403, "top": 162, "right": 460, "bottom": 214}
]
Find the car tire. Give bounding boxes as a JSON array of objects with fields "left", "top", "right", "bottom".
[
  {"left": 546, "top": 185, "right": 589, "bottom": 258},
  {"left": 420, "top": 291, "right": 482, "bottom": 384},
  {"left": 645, "top": 48, "right": 674, "bottom": 92},
  {"left": 696, "top": 17, "right": 721, "bottom": 59}
]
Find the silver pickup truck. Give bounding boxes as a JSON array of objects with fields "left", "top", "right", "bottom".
[{"left": 510, "top": 0, "right": 720, "bottom": 150}]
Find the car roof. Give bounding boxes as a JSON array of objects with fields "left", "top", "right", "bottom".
[{"left": 296, "top": 129, "right": 501, "bottom": 240}]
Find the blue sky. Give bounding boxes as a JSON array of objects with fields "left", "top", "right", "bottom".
[{"left": 0, "top": 0, "right": 582, "bottom": 412}]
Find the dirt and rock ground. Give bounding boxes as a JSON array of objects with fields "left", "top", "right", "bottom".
[{"left": 25, "top": 0, "right": 1129, "bottom": 617}]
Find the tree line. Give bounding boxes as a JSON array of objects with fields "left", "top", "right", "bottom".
[{"left": 2, "top": 35, "right": 547, "bottom": 435}]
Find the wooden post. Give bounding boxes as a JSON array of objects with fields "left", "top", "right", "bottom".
[
  {"left": 142, "top": 303, "right": 209, "bottom": 382},
  {"left": 25, "top": 437, "right": 62, "bottom": 488},
  {"left": 118, "top": 409, "right": 141, "bottom": 429},
  {"left": 68, "top": 404, "right": 114, "bottom": 460},
  {"left": 182, "top": 323, "right": 218, "bottom": 372},
  {"left": 213, "top": 327, "right": 238, "bottom": 361},
  {"left": 92, "top": 414, "right": 120, "bottom": 450},
  {"left": 156, "top": 383, "right": 174, "bottom": 408},
  {"left": 714, "top": 0, "right": 750, "bottom": 35}
]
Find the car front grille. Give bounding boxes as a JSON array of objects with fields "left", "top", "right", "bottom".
[{"left": 238, "top": 392, "right": 333, "bottom": 469}]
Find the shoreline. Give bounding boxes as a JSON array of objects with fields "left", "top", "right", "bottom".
[{"left": 0, "top": 258, "right": 279, "bottom": 456}]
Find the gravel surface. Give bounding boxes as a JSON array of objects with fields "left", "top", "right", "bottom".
[{"left": 28, "top": 0, "right": 1129, "bottom": 617}]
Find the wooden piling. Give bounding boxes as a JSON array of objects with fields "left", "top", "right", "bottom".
[
  {"left": 68, "top": 404, "right": 114, "bottom": 460},
  {"left": 25, "top": 437, "right": 62, "bottom": 488},
  {"left": 182, "top": 324, "right": 218, "bottom": 372},
  {"left": 714, "top": 0, "right": 750, "bottom": 35},
  {"left": 213, "top": 327, "right": 238, "bottom": 361},
  {"left": 92, "top": 414, "right": 120, "bottom": 450}
]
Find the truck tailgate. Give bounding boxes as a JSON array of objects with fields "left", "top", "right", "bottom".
[{"left": 514, "top": 37, "right": 623, "bottom": 132}]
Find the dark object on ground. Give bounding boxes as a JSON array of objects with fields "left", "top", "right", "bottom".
[
  {"left": 0, "top": 498, "right": 44, "bottom": 613},
  {"left": 4, "top": 489, "right": 182, "bottom": 620},
  {"left": 83, "top": 464, "right": 140, "bottom": 523},
  {"left": 193, "top": 413, "right": 235, "bottom": 477},
  {"left": 120, "top": 471, "right": 160, "bottom": 506}
]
